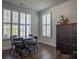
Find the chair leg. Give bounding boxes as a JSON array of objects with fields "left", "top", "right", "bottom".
[
  {"left": 25, "top": 47, "right": 28, "bottom": 54},
  {"left": 13, "top": 46, "right": 18, "bottom": 56},
  {"left": 10, "top": 45, "right": 13, "bottom": 54},
  {"left": 19, "top": 48, "right": 23, "bottom": 59},
  {"left": 32, "top": 45, "right": 35, "bottom": 53},
  {"left": 33, "top": 45, "right": 38, "bottom": 53},
  {"left": 13, "top": 48, "right": 16, "bottom": 56},
  {"left": 28, "top": 45, "right": 31, "bottom": 54},
  {"left": 35, "top": 45, "right": 38, "bottom": 51}
]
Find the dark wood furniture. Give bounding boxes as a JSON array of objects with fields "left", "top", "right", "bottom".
[{"left": 56, "top": 23, "right": 77, "bottom": 55}]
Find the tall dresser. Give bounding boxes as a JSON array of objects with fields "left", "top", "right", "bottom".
[{"left": 56, "top": 23, "right": 77, "bottom": 54}]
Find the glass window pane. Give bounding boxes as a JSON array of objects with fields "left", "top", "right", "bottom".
[
  {"left": 12, "top": 25, "right": 18, "bottom": 36},
  {"left": 47, "top": 25, "right": 51, "bottom": 37},
  {"left": 42, "top": 15, "right": 46, "bottom": 24},
  {"left": 27, "top": 14, "right": 31, "bottom": 24},
  {"left": 3, "top": 24, "right": 10, "bottom": 38},
  {"left": 26, "top": 25, "right": 31, "bottom": 36},
  {"left": 20, "top": 13, "right": 25, "bottom": 24},
  {"left": 3, "top": 9, "right": 11, "bottom": 23},
  {"left": 20, "top": 25, "right": 25, "bottom": 37},
  {"left": 12, "top": 11, "right": 18, "bottom": 23},
  {"left": 42, "top": 25, "right": 46, "bottom": 36},
  {"left": 47, "top": 13, "right": 51, "bottom": 24}
]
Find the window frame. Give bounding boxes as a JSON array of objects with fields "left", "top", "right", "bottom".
[
  {"left": 19, "top": 13, "right": 32, "bottom": 37},
  {"left": 2, "top": 9, "right": 11, "bottom": 40},
  {"left": 2, "top": 8, "right": 32, "bottom": 40},
  {"left": 26, "top": 14, "right": 31, "bottom": 36},
  {"left": 20, "top": 12, "right": 26, "bottom": 37},
  {"left": 42, "top": 13, "right": 52, "bottom": 38},
  {"left": 11, "top": 10, "right": 19, "bottom": 37}
]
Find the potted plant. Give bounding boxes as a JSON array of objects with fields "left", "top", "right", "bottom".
[{"left": 57, "top": 15, "right": 69, "bottom": 24}]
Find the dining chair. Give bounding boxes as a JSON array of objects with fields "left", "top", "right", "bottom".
[
  {"left": 33, "top": 36, "right": 38, "bottom": 52},
  {"left": 10, "top": 35, "right": 17, "bottom": 54},
  {"left": 27, "top": 36, "right": 38, "bottom": 53},
  {"left": 12, "top": 37, "right": 27, "bottom": 57}
]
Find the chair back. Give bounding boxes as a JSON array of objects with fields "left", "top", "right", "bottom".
[
  {"left": 29, "top": 34, "right": 33, "bottom": 37},
  {"left": 10, "top": 35, "right": 17, "bottom": 45},
  {"left": 33, "top": 36, "right": 38, "bottom": 43}
]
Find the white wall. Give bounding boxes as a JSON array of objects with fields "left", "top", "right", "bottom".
[
  {"left": 2, "top": 2, "right": 39, "bottom": 50},
  {"left": 39, "top": 0, "right": 77, "bottom": 47}
]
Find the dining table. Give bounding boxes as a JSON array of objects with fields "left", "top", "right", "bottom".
[{"left": 13, "top": 36, "right": 33, "bottom": 43}]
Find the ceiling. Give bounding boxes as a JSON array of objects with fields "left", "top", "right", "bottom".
[{"left": 2, "top": 0, "right": 69, "bottom": 11}]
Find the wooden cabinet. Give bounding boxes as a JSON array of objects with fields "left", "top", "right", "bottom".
[{"left": 56, "top": 23, "right": 77, "bottom": 54}]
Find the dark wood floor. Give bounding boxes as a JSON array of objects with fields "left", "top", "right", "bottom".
[{"left": 2, "top": 43, "right": 76, "bottom": 59}]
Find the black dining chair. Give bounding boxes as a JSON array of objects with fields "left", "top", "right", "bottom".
[
  {"left": 27, "top": 36, "right": 38, "bottom": 53},
  {"left": 10, "top": 35, "right": 17, "bottom": 54},
  {"left": 33, "top": 36, "right": 38, "bottom": 52},
  {"left": 13, "top": 37, "right": 27, "bottom": 58}
]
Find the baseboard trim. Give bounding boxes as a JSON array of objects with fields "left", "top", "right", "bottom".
[{"left": 38, "top": 41, "right": 56, "bottom": 47}]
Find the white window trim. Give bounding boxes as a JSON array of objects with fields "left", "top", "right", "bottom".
[
  {"left": 2, "top": 9, "right": 32, "bottom": 40},
  {"left": 42, "top": 13, "right": 52, "bottom": 38}
]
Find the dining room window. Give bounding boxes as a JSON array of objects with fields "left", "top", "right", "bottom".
[
  {"left": 20, "top": 13, "right": 26, "bottom": 37},
  {"left": 3, "top": 9, "right": 11, "bottom": 39},
  {"left": 12, "top": 11, "right": 18, "bottom": 36},
  {"left": 3, "top": 9, "right": 32, "bottom": 39},
  {"left": 20, "top": 13, "right": 31, "bottom": 37},
  {"left": 42, "top": 13, "right": 51, "bottom": 37},
  {"left": 26, "top": 14, "right": 31, "bottom": 36}
]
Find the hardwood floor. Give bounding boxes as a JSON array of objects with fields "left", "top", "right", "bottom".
[{"left": 2, "top": 43, "right": 76, "bottom": 59}]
